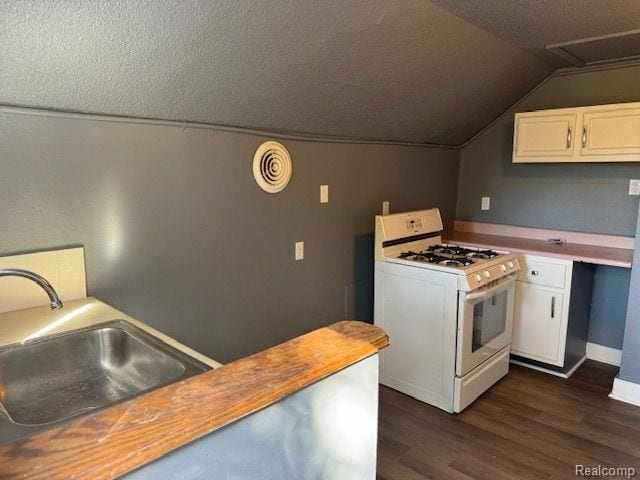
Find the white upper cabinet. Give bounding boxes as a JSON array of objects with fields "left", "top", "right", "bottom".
[
  {"left": 514, "top": 113, "right": 577, "bottom": 160},
  {"left": 581, "top": 105, "right": 640, "bottom": 159},
  {"left": 513, "top": 101, "right": 640, "bottom": 163}
]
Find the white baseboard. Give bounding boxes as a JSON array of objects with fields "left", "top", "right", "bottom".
[
  {"left": 510, "top": 359, "right": 566, "bottom": 378},
  {"left": 510, "top": 356, "right": 586, "bottom": 379},
  {"left": 610, "top": 378, "right": 640, "bottom": 407},
  {"left": 565, "top": 356, "right": 588, "bottom": 377},
  {"left": 586, "top": 342, "right": 622, "bottom": 367}
]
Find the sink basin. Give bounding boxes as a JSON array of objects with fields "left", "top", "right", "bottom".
[{"left": 0, "top": 320, "right": 209, "bottom": 426}]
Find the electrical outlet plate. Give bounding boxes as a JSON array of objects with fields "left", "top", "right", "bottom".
[
  {"left": 629, "top": 179, "right": 640, "bottom": 196},
  {"left": 481, "top": 197, "right": 491, "bottom": 211},
  {"left": 320, "top": 185, "right": 329, "bottom": 203},
  {"left": 382, "top": 201, "right": 390, "bottom": 215},
  {"left": 295, "top": 241, "right": 304, "bottom": 260}
]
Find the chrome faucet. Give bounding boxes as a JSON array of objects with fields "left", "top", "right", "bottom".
[{"left": 0, "top": 268, "right": 64, "bottom": 310}]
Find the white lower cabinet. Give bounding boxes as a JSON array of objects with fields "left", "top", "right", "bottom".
[
  {"left": 511, "top": 254, "right": 573, "bottom": 368},
  {"left": 513, "top": 283, "right": 565, "bottom": 365}
]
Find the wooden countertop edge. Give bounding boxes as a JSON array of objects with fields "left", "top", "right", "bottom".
[
  {"left": 0, "top": 320, "right": 389, "bottom": 480},
  {"left": 448, "top": 232, "right": 633, "bottom": 268}
]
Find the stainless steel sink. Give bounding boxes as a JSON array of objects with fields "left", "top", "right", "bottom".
[{"left": 0, "top": 320, "right": 209, "bottom": 428}]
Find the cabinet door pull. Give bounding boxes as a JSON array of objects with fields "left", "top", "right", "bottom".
[
  {"left": 582, "top": 125, "right": 587, "bottom": 148},
  {"left": 567, "top": 125, "right": 572, "bottom": 149},
  {"left": 530, "top": 270, "right": 539, "bottom": 276},
  {"left": 551, "top": 296, "right": 556, "bottom": 318}
]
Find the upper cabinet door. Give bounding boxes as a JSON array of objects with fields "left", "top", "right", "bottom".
[
  {"left": 513, "top": 113, "right": 578, "bottom": 163},
  {"left": 581, "top": 106, "right": 640, "bottom": 161},
  {"left": 512, "top": 102, "right": 640, "bottom": 163}
]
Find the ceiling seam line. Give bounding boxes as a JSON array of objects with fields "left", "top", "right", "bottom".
[
  {"left": 0, "top": 104, "right": 457, "bottom": 150},
  {"left": 4, "top": 57, "right": 639, "bottom": 152}
]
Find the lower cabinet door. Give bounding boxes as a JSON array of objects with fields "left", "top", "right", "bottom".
[{"left": 512, "top": 281, "right": 565, "bottom": 366}]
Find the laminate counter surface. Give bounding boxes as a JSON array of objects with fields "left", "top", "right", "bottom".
[{"left": 449, "top": 231, "right": 633, "bottom": 268}]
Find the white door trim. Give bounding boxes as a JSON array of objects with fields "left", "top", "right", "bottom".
[{"left": 610, "top": 378, "right": 640, "bottom": 407}]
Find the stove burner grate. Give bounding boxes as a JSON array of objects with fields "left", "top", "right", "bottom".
[
  {"left": 439, "top": 259, "right": 464, "bottom": 266},
  {"left": 398, "top": 249, "right": 475, "bottom": 266},
  {"left": 396, "top": 243, "right": 505, "bottom": 267},
  {"left": 428, "top": 244, "right": 499, "bottom": 259}
]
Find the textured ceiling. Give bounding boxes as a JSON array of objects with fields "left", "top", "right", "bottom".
[
  {"left": 0, "top": 0, "right": 552, "bottom": 145},
  {"left": 432, "top": 0, "right": 640, "bottom": 67},
  {"left": 2, "top": 2, "right": 638, "bottom": 145}
]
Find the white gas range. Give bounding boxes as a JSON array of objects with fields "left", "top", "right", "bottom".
[{"left": 374, "top": 208, "right": 520, "bottom": 413}]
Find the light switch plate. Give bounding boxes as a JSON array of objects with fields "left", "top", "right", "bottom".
[
  {"left": 382, "top": 201, "right": 390, "bottom": 215},
  {"left": 295, "top": 241, "right": 304, "bottom": 260},
  {"left": 629, "top": 179, "right": 640, "bottom": 196},
  {"left": 481, "top": 197, "right": 491, "bottom": 211},
  {"left": 320, "top": 185, "right": 329, "bottom": 203}
]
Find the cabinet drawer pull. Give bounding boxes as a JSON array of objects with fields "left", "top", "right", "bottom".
[
  {"left": 582, "top": 125, "right": 587, "bottom": 148},
  {"left": 551, "top": 297, "right": 556, "bottom": 318},
  {"left": 566, "top": 125, "right": 572, "bottom": 149},
  {"left": 530, "top": 270, "right": 540, "bottom": 276}
]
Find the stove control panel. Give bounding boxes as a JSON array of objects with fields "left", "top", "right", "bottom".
[
  {"left": 465, "top": 257, "right": 520, "bottom": 290},
  {"left": 405, "top": 218, "right": 424, "bottom": 231}
]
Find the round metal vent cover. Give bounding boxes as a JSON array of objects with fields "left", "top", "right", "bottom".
[{"left": 252, "top": 141, "right": 292, "bottom": 193}]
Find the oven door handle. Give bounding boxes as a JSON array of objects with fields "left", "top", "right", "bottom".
[{"left": 464, "top": 275, "right": 516, "bottom": 302}]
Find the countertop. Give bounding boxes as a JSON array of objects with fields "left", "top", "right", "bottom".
[{"left": 448, "top": 231, "right": 634, "bottom": 268}]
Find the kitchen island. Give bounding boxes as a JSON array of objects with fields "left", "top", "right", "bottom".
[{"left": 0, "top": 308, "right": 388, "bottom": 479}]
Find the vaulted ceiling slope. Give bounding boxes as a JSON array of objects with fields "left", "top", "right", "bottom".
[
  {"left": 432, "top": 0, "right": 640, "bottom": 67},
  {"left": 0, "top": 1, "right": 635, "bottom": 145}
]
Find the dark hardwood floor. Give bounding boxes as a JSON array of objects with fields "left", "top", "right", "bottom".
[{"left": 377, "top": 361, "right": 640, "bottom": 480}]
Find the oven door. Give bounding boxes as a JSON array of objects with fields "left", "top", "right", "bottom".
[{"left": 456, "top": 275, "right": 515, "bottom": 376}]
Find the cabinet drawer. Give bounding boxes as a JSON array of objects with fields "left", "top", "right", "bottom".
[
  {"left": 454, "top": 346, "right": 509, "bottom": 412},
  {"left": 516, "top": 257, "right": 568, "bottom": 289}
]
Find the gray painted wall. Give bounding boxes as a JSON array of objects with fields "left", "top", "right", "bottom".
[
  {"left": 620, "top": 204, "right": 640, "bottom": 383},
  {"left": 0, "top": 108, "right": 458, "bottom": 363},
  {"left": 125, "top": 356, "right": 379, "bottom": 480},
  {"left": 457, "top": 63, "right": 640, "bottom": 235},
  {"left": 457, "top": 63, "right": 640, "bottom": 349}
]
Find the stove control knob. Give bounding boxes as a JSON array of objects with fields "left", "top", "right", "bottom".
[
  {"left": 475, "top": 274, "right": 482, "bottom": 282},
  {"left": 500, "top": 264, "right": 507, "bottom": 272},
  {"left": 508, "top": 261, "right": 514, "bottom": 269},
  {"left": 484, "top": 270, "right": 491, "bottom": 278}
]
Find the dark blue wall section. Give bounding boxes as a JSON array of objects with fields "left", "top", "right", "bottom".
[
  {"left": 589, "top": 266, "right": 631, "bottom": 349},
  {"left": 620, "top": 206, "right": 640, "bottom": 383}
]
